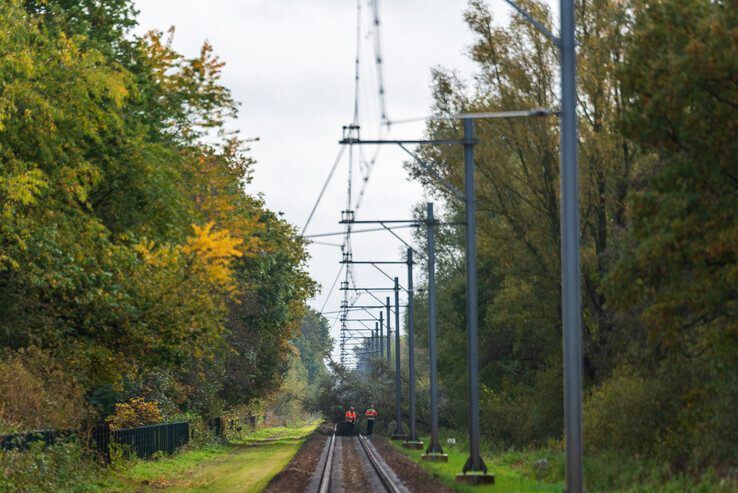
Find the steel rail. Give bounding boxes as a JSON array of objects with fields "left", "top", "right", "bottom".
[
  {"left": 357, "top": 434, "right": 403, "bottom": 493},
  {"left": 318, "top": 425, "right": 337, "bottom": 493}
]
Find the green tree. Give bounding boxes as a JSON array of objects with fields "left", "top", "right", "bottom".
[
  {"left": 408, "top": 0, "right": 636, "bottom": 446},
  {"left": 606, "top": 0, "right": 738, "bottom": 466},
  {"left": 293, "top": 308, "right": 332, "bottom": 384},
  {"left": 220, "top": 212, "right": 316, "bottom": 407},
  {"left": 0, "top": 0, "right": 314, "bottom": 426}
]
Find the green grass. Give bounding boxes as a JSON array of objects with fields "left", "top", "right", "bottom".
[
  {"left": 391, "top": 437, "right": 738, "bottom": 492},
  {"left": 102, "top": 422, "right": 318, "bottom": 492},
  {"left": 391, "top": 438, "right": 564, "bottom": 493},
  {"left": 232, "top": 424, "right": 316, "bottom": 444}
]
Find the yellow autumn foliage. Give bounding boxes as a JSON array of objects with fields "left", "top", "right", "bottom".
[
  {"left": 182, "top": 222, "right": 243, "bottom": 291},
  {"left": 0, "top": 169, "right": 47, "bottom": 207},
  {"left": 106, "top": 397, "right": 163, "bottom": 430}
]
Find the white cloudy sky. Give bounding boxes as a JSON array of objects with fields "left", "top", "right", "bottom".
[{"left": 132, "top": 0, "right": 556, "bottom": 357}]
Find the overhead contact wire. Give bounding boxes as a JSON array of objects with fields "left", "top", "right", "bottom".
[{"left": 370, "top": 0, "right": 388, "bottom": 124}]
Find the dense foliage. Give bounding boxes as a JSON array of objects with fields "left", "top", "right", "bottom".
[
  {"left": 293, "top": 308, "right": 333, "bottom": 385},
  {"left": 605, "top": 0, "right": 738, "bottom": 467},
  {"left": 106, "top": 397, "right": 163, "bottom": 430},
  {"left": 271, "top": 309, "right": 333, "bottom": 423},
  {"left": 402, "top": 0, "right": 736, "bottom": 475},
  {"left": 318, "top": 0, "right": 736, "bottom": 484},
  {"left": 0, "top": 0, "right": 314, "bottom": 428}
]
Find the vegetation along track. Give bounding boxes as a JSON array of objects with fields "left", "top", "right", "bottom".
[{"left": 316, "top": 427, "right": 405, "bottom": 493}]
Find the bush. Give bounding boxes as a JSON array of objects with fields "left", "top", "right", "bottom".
[
  {"left": 106, "top": 398, "right": 163, "bottom": 430},
  {"left": 0, "top": 440, "right": 105, "bottom": 492},
  {"left": 480, "top": 364, "right": 563, "bottom": 448},
  {"left": 0, "top": 347, "right": 88, "bottom": 433},
  {"left": 187, "top": 417, "right": 220, "bottom": 447},
  {"left": 583, "top": 367, "right": 662, "bottom": 455}
]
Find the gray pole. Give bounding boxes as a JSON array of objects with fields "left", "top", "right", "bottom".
[
  {"left": 393, "top": 277, "right": 403, "bottom": 437},
  {"left": 406, "top": 248, "right": 418, "bottom": 442},
  {"left": 379, "top": 311, "right": 384, "bottom": 358},
  {"left": 386, "top": 297, "right": 392, "bottom": 367},
  {"left": 372, "top": 322, "right": 379, "bottom": 353},
  {"left": 425, "top": 203, "right": 444, "bottom": 455},
  {"left": 560, "top": 1, "right": 583, "bottom": 490},
  {"left": 462, "top": 117, "right": 487, "bottom": 474}
]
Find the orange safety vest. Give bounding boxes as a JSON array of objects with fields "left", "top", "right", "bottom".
[
  {"left": 345, "top": 410, "right": 357, "bottom": 422},
  {"left": 365, "top": 408, "right": 377, "bottom": 419}
]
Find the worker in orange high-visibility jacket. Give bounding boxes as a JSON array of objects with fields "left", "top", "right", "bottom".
[
  {"left": 345, "top": 407, "right": 357, "bottom": 436},
  {"left": 365, "top": 405, "right": 378, "bottom": 435}
]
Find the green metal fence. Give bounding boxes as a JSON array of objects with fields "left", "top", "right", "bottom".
[
  {"left": 1, "top": 421, "right": 189, "bottom": 461},
  {"left": 115, "top": 421, "right": 189, "bottom": 458}
]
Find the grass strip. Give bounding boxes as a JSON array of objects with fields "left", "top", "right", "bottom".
[
  {"left": 105, "top": 422, "right": 317, "bottom": 492},
  {"left": 390, "top": 437, "right": 564, "bottom": 493}
]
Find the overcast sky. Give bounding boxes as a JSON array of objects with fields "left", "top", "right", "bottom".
[{"left": 132, "top": 0, "right": 554, "bottom": 359}]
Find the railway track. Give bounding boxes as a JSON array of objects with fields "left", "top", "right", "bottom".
[
  {"left": 356, "top": 434, "right": 404, "bottom": 493},
  {"left": 317, "top": 427, "right": 336, "bottom": 493},
  {"left": 316, "top": 428, "right": 405, "bottom": 493}
]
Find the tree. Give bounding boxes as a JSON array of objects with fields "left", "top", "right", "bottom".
[
  {"left": 407, "top": 0, "right": 637, "bottom": 446},
  {"left": 0, "top": 0, "right": 314, "bottom": 425},
  {"left": 293, "top": 309, "right": 332, "bottom": 384},
  {"left": 606, "top": 0, "right": 738, "bottom": 466},
  {"left": 220, "top": 211, "right": 316, "bottom": 407}
]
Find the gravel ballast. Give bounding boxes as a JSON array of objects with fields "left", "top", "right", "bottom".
[{"left": 369, "top": 436, "right": 454, "bottom": 493}]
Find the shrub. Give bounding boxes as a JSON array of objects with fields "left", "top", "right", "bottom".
[
  {"left": 583, "top": 367, "right": 662, "bottom": 455},
  {"left": 106, "top": 398, "right": 163, "bottom": 430},
  {"left": 0, "top": 347, "right": 88, "bottom": 433},
  {"left": 0, "top": 440, "right": 105, "bottom": 492},
  {"left": 186, "top": 417, "right": 219, "bottom": 448},
  {"left": 480, "top": 364, "right": 563, "bottom": 448}
]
